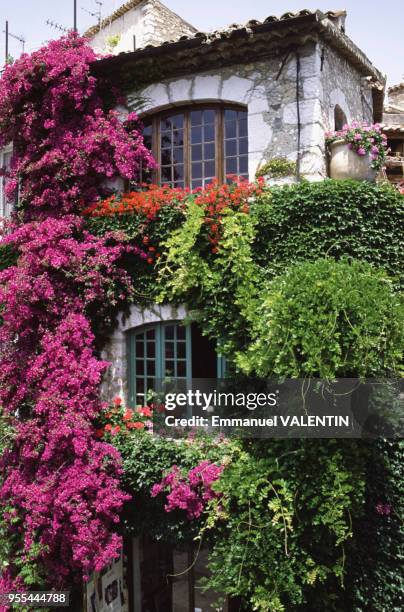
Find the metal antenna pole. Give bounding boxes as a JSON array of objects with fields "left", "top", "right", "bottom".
[
  {"left": 5, "top": 20, "right": 8, "bottom": 63},
  {"left": 74, "top": 0, "right": 77, "bottom": 31}
]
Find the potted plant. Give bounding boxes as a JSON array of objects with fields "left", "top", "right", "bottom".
[
  {"left": 255, "top": 156, "right": 297, "bottom": 186},
  {"left": 326, "top": 122, "right": 389, "bottom": 181}
]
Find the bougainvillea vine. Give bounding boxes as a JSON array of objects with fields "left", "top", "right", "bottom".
[
  {"left": 0, "top": 33, "right": 154, "bottom": 590},
  {"left": 151, "top": 461, "right": 224, "bottom": 519}
]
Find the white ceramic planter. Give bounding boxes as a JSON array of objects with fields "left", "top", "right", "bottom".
[{"left": 329, "top": 139, "right": 377, "bottom": 182}]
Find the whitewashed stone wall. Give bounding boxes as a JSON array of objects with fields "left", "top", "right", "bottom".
[
  {"left": 89, "top": 0, "right": 196, "bottom": 55},
  {"left": 101, "top": 303, "right": 187, "bottom": 402},
  {"left": 129, "top": 41, "right": 373, "bottom": 181}
]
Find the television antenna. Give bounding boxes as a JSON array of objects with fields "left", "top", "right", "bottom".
[
  {"left": 45, "top": 20, "right": 69, "bottom": 34},
  {"left": 82, "top": 1, "right": 103, "bottom": 27},
  {"left": 3, "top": 21, "right": 26, "bottom": 63},
  {"left": 46, "top": 1, "right": 79, "bottom": 34}
]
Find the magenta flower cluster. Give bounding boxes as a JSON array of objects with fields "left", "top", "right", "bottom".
[
  {"left": 325, "top": 121, "right": 389, "bottom": 170},
  {"left": 0, "top": 33, "right": 155, "bottom": 591},
  {"left": 375, "top": 502, "right": 392, "bottom": 516},
  {"left": 151, "top": 461, "right": 224, "bottom": 520},
  {"left": 0, "top": 33, "right": 155, "bottom": 219}
]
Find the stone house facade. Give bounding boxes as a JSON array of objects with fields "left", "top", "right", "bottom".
[
  {"left": 90, "top": 4, "right": 384, "bottom": 184},
  {"left": 88, "top": 3, "right": 386, "bottom": 410},
  {"left": 84, "top": 12, "right": 390, "bottom": 609}
]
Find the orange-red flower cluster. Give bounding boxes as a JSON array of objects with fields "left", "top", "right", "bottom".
[
  {"left": 82, "top": 184, "right": 189, "bottom": 219},
  {"left": 83, "top": 178, "right": 265, "bottom": 257},
  {"left": 194, "top": 177, "right": 265, "bottom": 251}
]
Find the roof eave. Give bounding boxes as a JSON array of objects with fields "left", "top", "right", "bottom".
[{"left": 91, "top": 9, "right": 385, "bottom": 111}]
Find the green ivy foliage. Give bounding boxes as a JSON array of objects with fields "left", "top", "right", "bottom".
[
  {"left": 237, "top": 258, "right": 404, "bottom": 378},
  {"left": 252, "top": 180, "right": 404, "bottom": 289},
  {"left": 343, "top": 440, "right": 404, "bottom": 612},
  {"left": 207, "top": 440, "right": 368, "bottom": 612}
]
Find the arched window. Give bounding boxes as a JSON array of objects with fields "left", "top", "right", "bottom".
[
  {"left": 127, "top": 321, "right": 225, "bottom": 406},
  {"left": 334, "top": 105, "right": 347, "bottom": 131},
  {"left": 141, "top": 104, "right": 248, "bottom": 188}
]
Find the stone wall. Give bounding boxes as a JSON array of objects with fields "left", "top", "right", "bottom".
[
  {"left": 89, "top": 0, "right": 196, "bottom": 55},
  {"left": 128, "top": 40, "right": 373, "bottom": 181}
]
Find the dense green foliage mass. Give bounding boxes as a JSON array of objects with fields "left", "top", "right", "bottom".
[
  {"left": 252, "top": 180, "right": 404, "bottom": 288},
  {"left": 86, "top": 180, "right": 404, "bottom": 611},
  {"left": 238, "top": 258, "right": 404, "bottom": 378}
]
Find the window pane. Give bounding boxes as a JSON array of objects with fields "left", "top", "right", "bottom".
[
  {"left": 165, "top": 342, "right": 174, "bottom": 358},
  {"left": 171, "top": 114, "right": 184, "bottom": 130},
  {"left": 136, "top": 378, "right": 144, "bottom": 393},
  {"left": 204, "top": 161, "right": 215, "bottom": 178},
  {"left": 226, "top": 157, "right": 238, "bottom": 175},
  {"left": 225, "top": 120, "right": 237, "bottom": 139},
  {"left": 173, "top": 165, "right": 184, "bottom": 181},
  {"left": 192, "top": 163, "right": 202, "bottom": 179},
  {"left": 147, "top": 342, "right": 155, "bottom": 358},
  {"left": 177, "top": 361, "right": 186, "bottom": 377},
  {"left": 135, "top": 341, "right": 144, "bottom": 357},
  {"left": 146, "top": 360, "right": 155, "bottom": 376},
  {"left": 191, "top": 126, "right": 202, "bottom": 144},
  {"left": 161, "top": 166, "right": 172, "bottom": 182},
  {"left": 225, "top": 139, "right": 237, "bottom": 157},
  {"left": 173, "top": 147, "right": 184, "bottom": 164},
  {"left": 225, "top": 109, "right": 237, "bottom": 122},
  {"left": 174, "top": 180, "right": 185, "bottom": 188},
  {"left": 239, "top": 137, "right": 248, "bottom": 155},
  {"left": 165, "top": 361, "right": 175, "bottom": 375},
  {"left": 136, "top": 359, "right": 144, "bottom": 375},
  {"left": 161, "top": 118, "right": 172, "bottom": 132},
  {"left": 177, "top": 342, "right": 186, "bottom": 359},
  {"left": 239, "top": 115, "right": 248, "bottom": 137},
  {"left": 192, "top": 179, "right": 202, "bottom": 189},
  {"left": 191, "top": 110, "right": 203, "bottom": 125},
  {"left": 239, "top": 156, "right": 248, "bottom": 174},
  {"left": 177, "top": 325, "right": 186, "bottom": 340},
  {"left": 173, "top": 130, "right": 184, "bottom": 146},
  {"left": 204, "top": 142, "right": 215, "bottom": 159},
  {"left": 161, "top": 148, "right": 171, "bottom": 165},
  {"left": 192, "top": 145, "right": 202, "bottom": 161},
  {"left": 204, "top": 109, "right": 215, "bottom": 124},
  {"left": 165, "top": 325, "right": 174, "bottom": 339},
  {"left": 143, "top": 125, "right": 152, "bottom": 149},
  {"left": 204, "top": 124, "right": 215, "bottom": 141}
]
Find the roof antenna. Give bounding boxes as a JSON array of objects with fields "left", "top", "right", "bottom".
[
  {"left": 46, "top": 1, "right": 78, "bottom": 34},
  {"left": 82, "top": 1, "right": 103, "bottom": 27},
  {"left": 3, "top": 20, "right": 26, "bottom": 63},
  {"left": 45, "top": 19, "right": 69, "bottom": 34}
]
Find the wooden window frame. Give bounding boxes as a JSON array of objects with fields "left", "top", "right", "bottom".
[{"left": 142, "top": 103, "right": 248, "bottom": 188}]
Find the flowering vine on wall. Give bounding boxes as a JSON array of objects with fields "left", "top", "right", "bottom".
[{"left": 0, "top": 34, "right": 154, "bottom": 591}]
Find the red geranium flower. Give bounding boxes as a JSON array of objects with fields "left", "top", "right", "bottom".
[{"left": 127, "top": 421, "right": 145, "bottom": 430}]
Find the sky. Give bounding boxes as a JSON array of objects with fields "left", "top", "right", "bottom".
[{"left": 0, "top": 0, "right": 403, "bottom": 90}]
